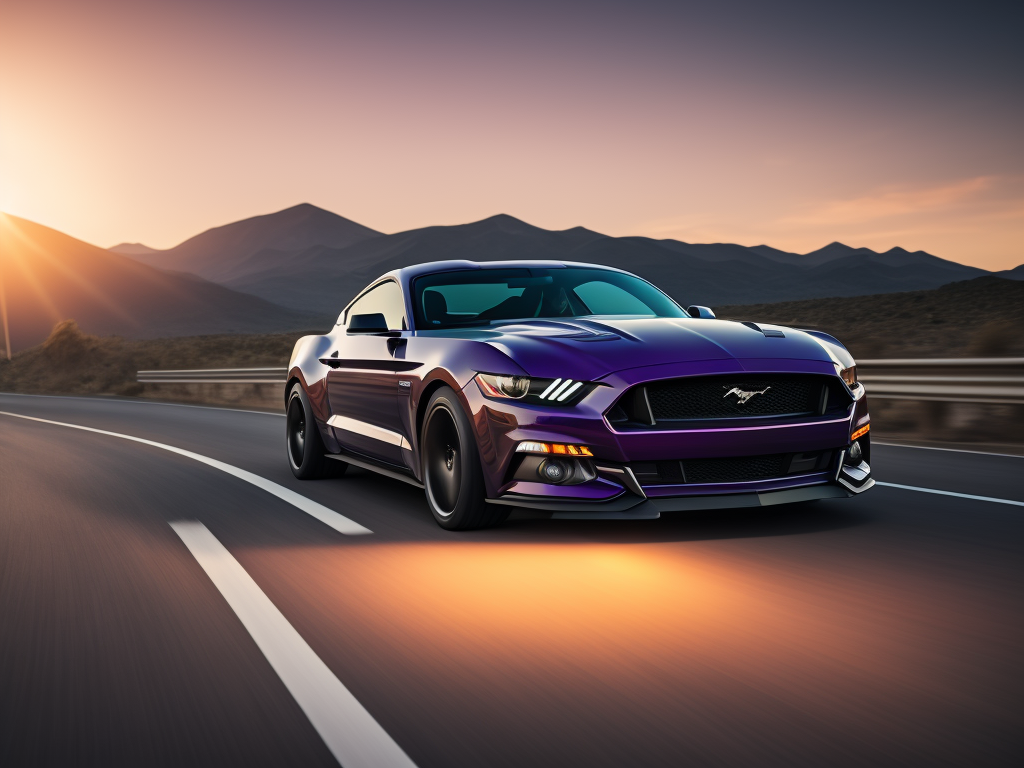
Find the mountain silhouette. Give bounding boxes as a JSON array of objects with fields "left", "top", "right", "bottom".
[
  {"left": 109, "top": 242, "right": 160, "bottom": 256},
  {"left": 207, "top": 210, "right": 986, "bottom": 314},
  {"left": 996, "top": 264, "right": 1024, "bottom": 280},
  {"left": 125, "top": 203, "right": 382, "bottom": 283},
  {"left": 0, "top": 213, "right": 319, "bottom": 352}
]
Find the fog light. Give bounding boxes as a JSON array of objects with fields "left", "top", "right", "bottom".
[
  {"left": 539, "top": 459, "right": 568, "bottom": 483},
  {"left": 847, "top": 440, "right": 863, "bottom": 464}
]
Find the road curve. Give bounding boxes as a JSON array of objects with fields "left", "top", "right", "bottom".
[{"left": 1, "top": 393, "right": 1022, "bottom": 767}]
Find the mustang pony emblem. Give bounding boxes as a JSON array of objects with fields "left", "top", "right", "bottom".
[{"left": 723, "top": 386, "right": 770, "bottom": 404}]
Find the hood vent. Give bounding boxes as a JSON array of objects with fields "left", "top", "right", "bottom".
[{"left": 739, "top": 321, "right": 785, "bottom": 338}]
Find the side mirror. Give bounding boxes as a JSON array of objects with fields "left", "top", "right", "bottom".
[
  {"left": 687, "top": 305, "right": 716, "bottom": 319},
  {"left": 347, "top": 313, "right": 389, "bottom": 333}
]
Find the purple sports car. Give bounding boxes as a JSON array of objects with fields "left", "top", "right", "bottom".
[{"left": 285, "top": 261, "right": 872, "bottom": 529}]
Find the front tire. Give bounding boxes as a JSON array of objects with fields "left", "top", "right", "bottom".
[
  {"left": 286, "top": 383, "right": 345, "bottom": 479},
  {"left": 422, "top": 387, "right": 507, "bottom": 530}
]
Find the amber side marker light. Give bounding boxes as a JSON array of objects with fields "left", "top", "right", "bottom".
[
  {"left": 516, "top": 441, "right": 594, "bottom": 457},
  {"left": 851, "top": 424, "right": 870, "bottom": 441}
]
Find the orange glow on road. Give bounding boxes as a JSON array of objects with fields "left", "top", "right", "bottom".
[
  {"left": 248, "top": 542, "right": 930, "bottom": 691},
  {"left": 233, "top": 538, "right": 1015, "bottom": 763}
]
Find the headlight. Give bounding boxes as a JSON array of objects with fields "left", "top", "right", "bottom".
[
  {"left": 475, "top": 374, "right": 594, "bottom": 405},
  {"left": 836, "top": 364, "right": 857, "bottom": 387},
  {"left": 476, "top": 373, "right": 530, "bottom": 399}
]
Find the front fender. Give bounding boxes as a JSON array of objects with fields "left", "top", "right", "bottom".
[{"left": 288, "top": 334, "right": 337, "bottom": 451}]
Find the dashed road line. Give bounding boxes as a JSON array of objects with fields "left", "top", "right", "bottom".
[{"left": 171, "top": 521, "right": 415, "bottom": 768}]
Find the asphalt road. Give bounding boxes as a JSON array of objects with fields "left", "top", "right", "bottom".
[{"left": 1, "top": 393, "right": 1022, "bottom": 767}]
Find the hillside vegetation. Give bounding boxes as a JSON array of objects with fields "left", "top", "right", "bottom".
[
  {"left": 0, "top": 320, "right": 309, "bottom": 400},
  {"left": 717, "top": 276, "right": 1024, "bottom": 358}
]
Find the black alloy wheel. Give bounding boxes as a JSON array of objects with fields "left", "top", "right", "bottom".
[
  {"left": 424, "top": 405, "right": 463, "bottom": 518},
  {"left": 286, "top": 383, "right": 345, "bottom": 479},
  {"left": 421, "top": 387, "right": 508, "bottom": 530},
  {"left": 287, "top": 396, "right": 307, "bottom": 468}
]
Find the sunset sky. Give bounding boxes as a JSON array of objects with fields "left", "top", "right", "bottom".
[{"left": 1, "top": 0, "right": 1021, "bottom": 269}]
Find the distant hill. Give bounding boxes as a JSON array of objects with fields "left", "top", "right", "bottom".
[
  {"left": 996, "top": 264, "right": 1024, "bottom": 280},
  {"left": 219, "top": 211, "right": 987, "bottom": 314},
  {"left": 0, "top": 213, "right": 321, "bottom": 352},
  {"left": 110, "top": 242, "right": 160, "bottom": 256},
  {"left": 717, "top": 275, "right": 1024, "bottom": 359},
  {"left": 123, "top": 203, "right": 382, "bottom": 283}
]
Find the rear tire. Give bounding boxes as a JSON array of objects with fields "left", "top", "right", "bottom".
[
  {"left": 287, "top": 383, "right": 346, "bottom": 479},
  {"left": 422, "top": 387, "right": 508, "bottom": 530}
]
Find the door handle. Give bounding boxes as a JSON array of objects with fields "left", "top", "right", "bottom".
[{"left": 387, "top": 338, "right": 407, "bottom": 356}]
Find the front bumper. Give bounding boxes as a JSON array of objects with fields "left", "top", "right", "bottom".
[
  {"left": 465, "top": 358, "right": 873, "bottom": 517},
  {"left": 487, "top": 456, "right": 874, "bottom": 519}
]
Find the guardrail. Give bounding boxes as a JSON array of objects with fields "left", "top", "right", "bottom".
[
  {"left": 858, "top": 358, "right": 1024, "bottom": 405},
  {"left": 137, "top": 367, "right": 287, "bottom": 384},
  {"left": 137, "top": 359, "right": 1024, "bottom": 405}
]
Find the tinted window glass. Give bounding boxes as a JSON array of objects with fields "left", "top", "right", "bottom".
[
  {"left": 574, "top": 281, "right": 654, "bottom": 315},
  {"left": 344, "top": 281, "right": 406, "bottom": 330},
  {"left": 413, "top": 267, "right": 685, "bottom": 329}
]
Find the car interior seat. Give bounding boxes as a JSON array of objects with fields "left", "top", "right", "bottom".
[{"left": 423, "top": 290, "right": 450, "bottom": 326}]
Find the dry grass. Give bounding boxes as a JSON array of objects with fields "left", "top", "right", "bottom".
[
  {"left": 0, "top": 320, "right": 313, "bottom": 407},
  {"left": 717, "top": 276, "right": 1024, "bottom": 359}
]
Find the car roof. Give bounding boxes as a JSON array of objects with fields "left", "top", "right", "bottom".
[{"left": 387, "top": 260, "right": 633, "bottom": 283}]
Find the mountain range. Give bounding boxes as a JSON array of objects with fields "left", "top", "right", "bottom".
[
  {"left": 111, "top": 204, "right": 381, "bottom": 284},
  {"left": 0, "top": 214, "right": 318, "bottom": 353},
  {"left": 2, "top": 204, "right": 1018, "bottom": 353},
  {"left": 130, "top": 205, "right": 988, "bottom": 314}
]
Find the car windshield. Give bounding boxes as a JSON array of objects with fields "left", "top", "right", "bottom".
[{"left": 412, "top": 267, "right": 686, "bottom": 329}]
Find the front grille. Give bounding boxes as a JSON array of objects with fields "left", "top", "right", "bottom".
[
  {"left": 683, "top": 454, "right": 789, "bottom": 484},
  {"left": 644, "top": 374, "right": 825, "bottom": 421},
  {"left": 631, "top": 450, "right": 833, "bottom": 486}
]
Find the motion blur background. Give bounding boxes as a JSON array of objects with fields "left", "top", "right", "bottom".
[{"left": 1, "top": 0, "right": 1022, "bottom": 448}]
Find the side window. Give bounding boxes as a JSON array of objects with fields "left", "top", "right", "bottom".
[{"left": 343, "top": 281, "right": 406, "bottom": 330}]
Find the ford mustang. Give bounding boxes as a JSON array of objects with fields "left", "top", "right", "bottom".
[{"left": 285, "top": 261, "right": 873, "bottom": 529}]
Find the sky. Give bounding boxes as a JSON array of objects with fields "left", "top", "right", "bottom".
[{"left": 1, "top": 0, "right": 1021, "bottom": 269}]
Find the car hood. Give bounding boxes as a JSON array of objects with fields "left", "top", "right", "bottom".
[{"left": 466, "top": 317, "right": 841, "bottom": 380}]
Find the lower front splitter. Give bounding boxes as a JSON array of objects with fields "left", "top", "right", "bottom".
[{"left": 486, "top": 481, "right": 862, "bottom": 519}]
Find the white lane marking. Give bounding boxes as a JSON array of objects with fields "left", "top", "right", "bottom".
[
  {"left": 876, "top": 482, "right": 1024, "bottom": 507},
  {"left": 0, "top": 411, "right": 370, "bottom": 535},
  {"left": 0, "top": 391, "right": 284, "bottom": 417},
  {"left": 170, "top": 521, "right": 415, "bottom": 768},
  {"left": 874, "top": 441, "right": 1023, "bottom": 459}
]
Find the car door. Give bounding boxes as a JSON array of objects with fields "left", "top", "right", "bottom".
[{"left": 323, "top": 280, "right": 418, "bottom": 466}]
